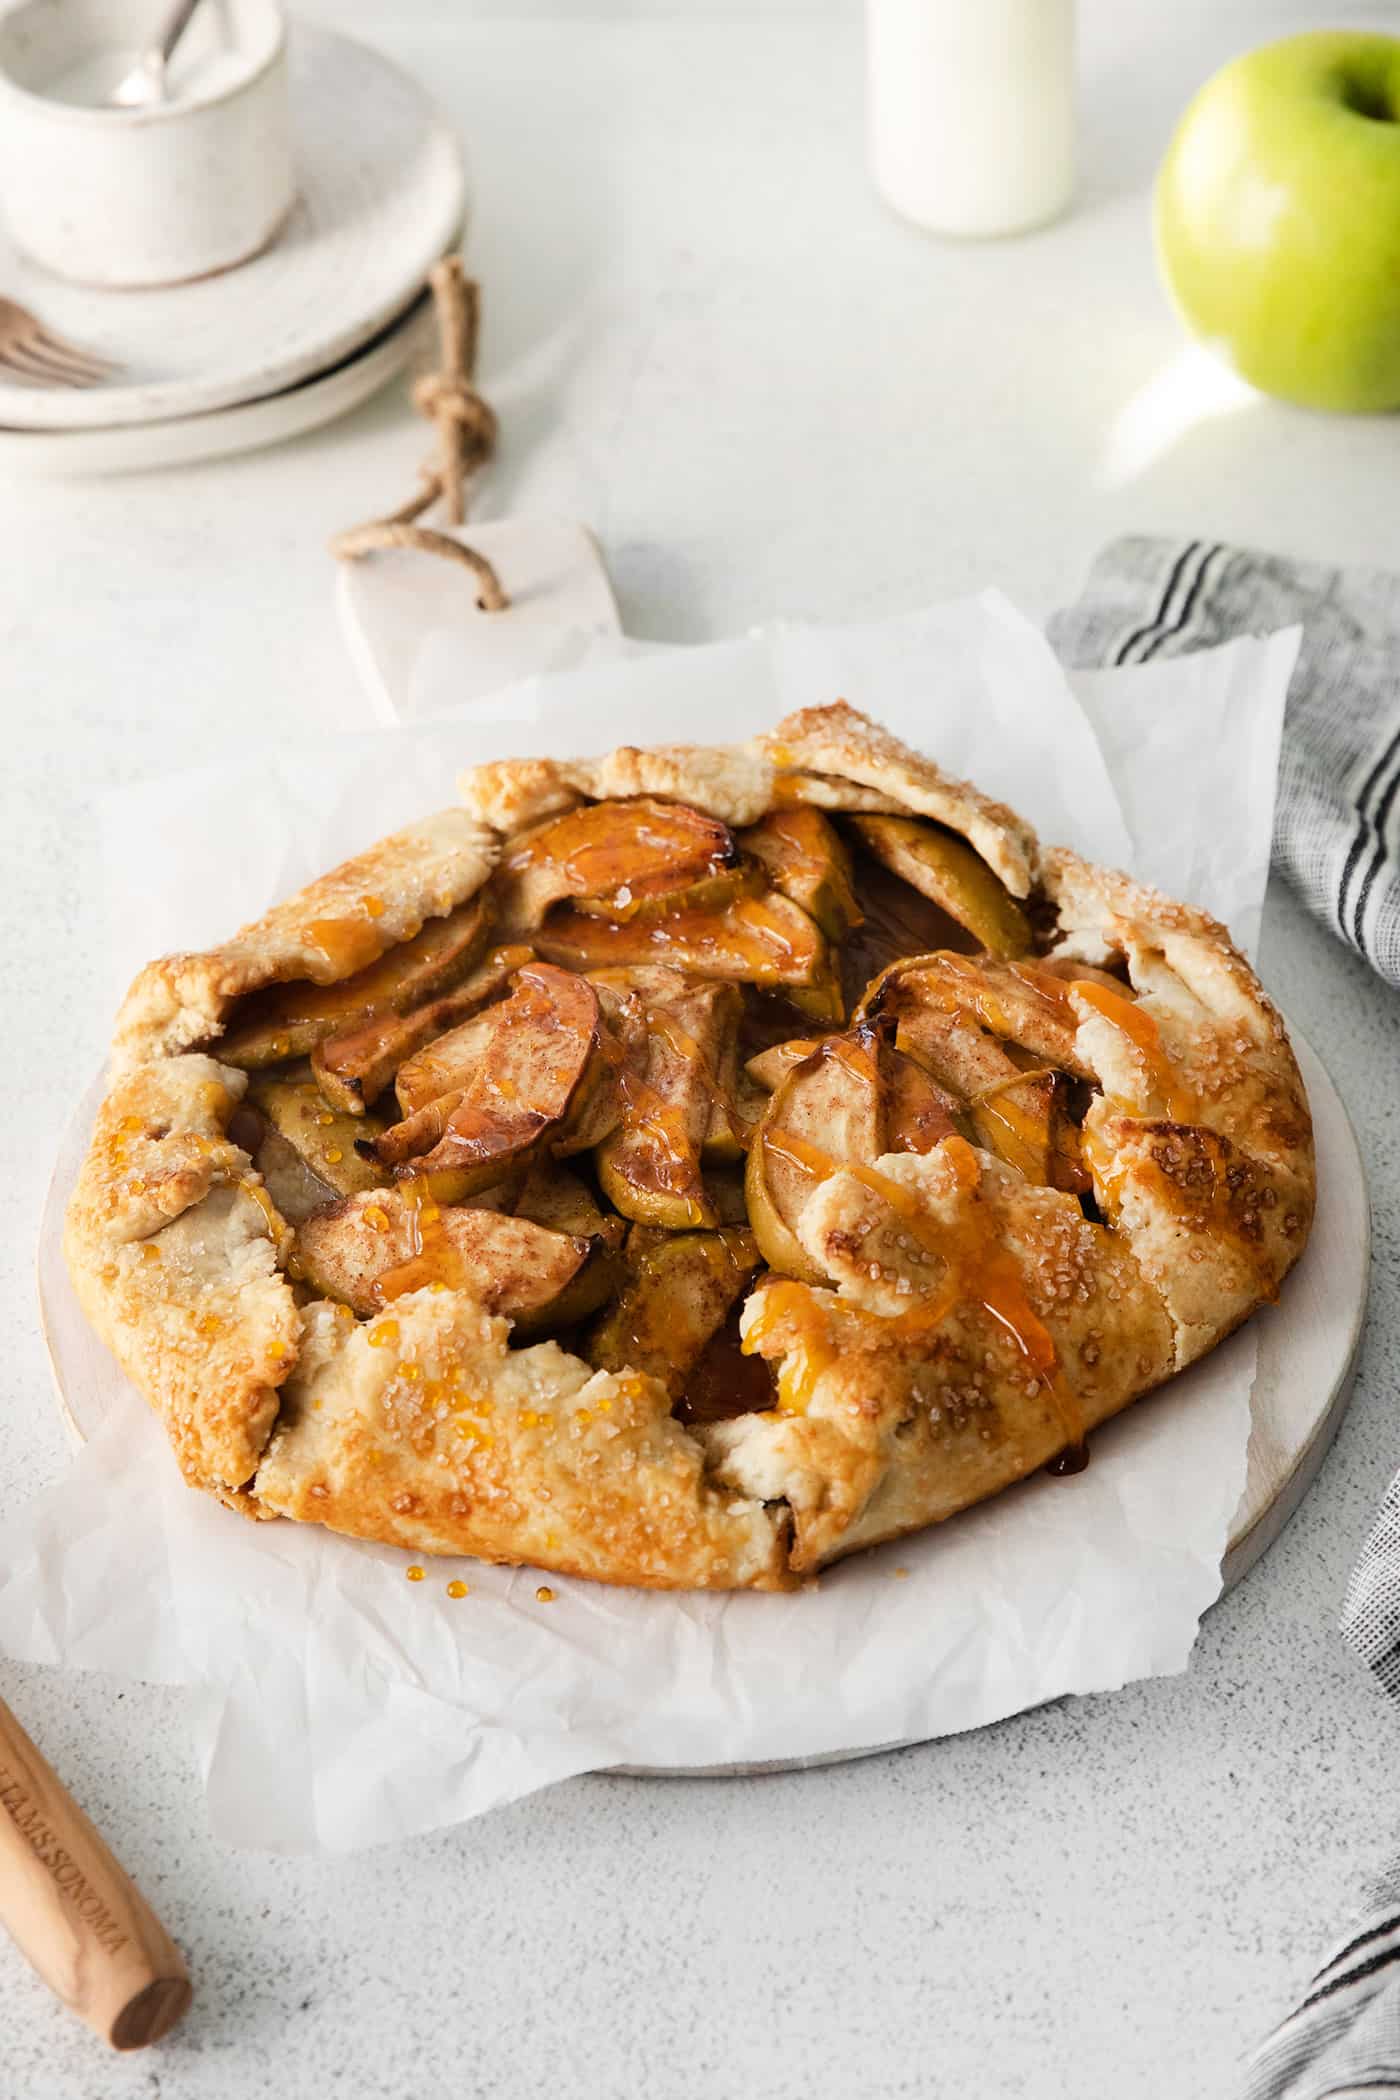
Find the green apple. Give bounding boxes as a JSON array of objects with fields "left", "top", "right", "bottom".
[{"left": 1156, "top": 31, "right": 1400, "bottom": 412}]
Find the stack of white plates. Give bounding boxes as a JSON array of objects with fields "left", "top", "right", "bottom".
[{"left": 0, "top": 24, "right": 465, "bottom": 474}]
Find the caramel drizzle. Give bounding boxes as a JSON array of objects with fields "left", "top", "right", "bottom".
[
  {"left": 1072, "top": 980, "right": 1194, "bottom": 1119},
  {"left": 646, "top": 1008, "right": 756, "bottom": 1157},
  {"left": 628, "top": 892, "right": 804, "bottom": 979},
  {"left": 240, "top": 1177, "right": 287, "bottom": 1248},
  {"left": 597, "top": 1006, "right": 709, "bottom": 1222},
  {"left": 373, "top": 1182, "right": 465, "bottom": 1303},
  {"left": 504, "top": 802, "right": 731, "bottom": 916},
  {"left": 1006, "top": 959, "right": 1082, "bottom": 1013},
  {"left": 752, "top": 1126, "right": 1082, "bottom": 1447},
  {"left": 728, "top": 894, "right": 801, "bottom": 971},
  {"left": 435, "top": 966, "right": 592, "bottom": 1166},
  {"left": 742, "top": 1276, "right": 848, "bottom": 1414},
  {"left": 818, "top": 1030, "right": 881, "bottom": 1092},
  {"left": 919, "top": 951, "right": 1013, "bottom": 1035},
  {"left": 300, "top": 912, "right": 392, "bottom": 980},
  {"left": 967, "top": 1064, "right": 1058, "bottom": 1105}
]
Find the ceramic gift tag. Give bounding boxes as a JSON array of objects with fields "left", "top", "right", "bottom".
[{"left": 336, "top": 516, "right": 622, "bottom": 724}]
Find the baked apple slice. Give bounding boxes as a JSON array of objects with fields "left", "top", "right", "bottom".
[
  {"left": 495, "top": 797, "right": 736, "bottom": 933},
  {"left": 372, "top": 963, "right": 603, "bottom": 1199},
  {"left": 702, "top": 1062, "right": 766, "bottom": 1162},
  {"left": 594, "top": 975, "right": 743, "bottom": 1229},
  {"left": 511, "top": 1161, "right": 628, "bottom": 1327},
  {"left": 859, "top": 980, "right": 1012, "bottom": 1099},
  {"left": 394, "top": 1009, "right": 500, "bottom": 1120},
  {"left": 745, "top": 1028, "right": 886, "bottom": 1284},
  {"left": 513, "top": 1160, "right": 624, "bottom": 1247},
  {"left": 217, "top": 894, "right": 496, "bottom": 1068},
  {"left": 575, "top": 863, "right": 762, "bottom": 925},
  {"left": 245, "top": 1075, "right": 390, "bottom": 1198},
  {"left": 744, "top": 1037, "right": 825, "bottom": 1092},
  {"left": 856, "top": 961, "right": 1089, "bottom": 1191},
  {"left": 585, "top": 1227, "right": 761, "bottom": 1396},
  {"left": 230, "top": 1118, "right": 338, "bottom": 1227},
  {"left": 535, "top": 887, "right": 837, "bottom": 1000},
  {"left": 745, "top": 1023, "right": 963, "bottom": 1280},
  {"left": 885, "top": 1050, "right": 964, "bottom": 1155},
  {"left": 966, "top": 1069, "right": 1088, "bottom": 1191},
  {"left": 846, "top": 815, "right": 1031, "bottom": 958},
  {"left": 311, "top": 943, "right": 532, "bottom": 1115},
  {"left": 861, "top": 953, "right": 1092, "bottom": 1078},
  {"left": 736, "top": 808, "right": 862, "bottom": 943},
  {"left": 292, "top": 1187, "right": 591, "bottom": 1327}
]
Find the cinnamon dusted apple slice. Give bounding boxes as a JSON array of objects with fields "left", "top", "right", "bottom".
[
  {"left": 511, "top": 1161, "right": 628, "bottom": 1327},
  {"left": 547, "top": 970, "right": 669, "bottom": 1160},
  {"left": 387, "top": 960, "right": 632, "bottom": 1133},
  {"left": 394, "top": 1010, "right": 499, "bottom": 1120},
  {"left": 373, "top": 963, "right": 603, "bottom": 1201},
  {"left": 513, "top": 1161, "right": 624, "bottom": 1248},
  {"left": 703, "top": 1063, "right": 766, "bottom": 1163},
  {"left": 370, "top": 1086, "right": 468, "bottom": 1170},
  {"left": 292, "top": 1187, "right": 591, "bottom": 1325},
  {"left": 745, "top": 1026, "right": 887, "bottom": 1284},
  {"left": 744, "top": 1037, "right": 825, "bottom": 1092},
  {"left": 859, "top": 977, "right": 1014, "bottom": 1099},
  {"left": 885, "top": 1051, "right": 964, "bottom": 1156},
  {"left": 535, "top": 888, "right": 836, "bottom": 1000},
  {"left": 217, "top": 895, "right": 496, "bottom": 1068},
  {"left": 585, "top": 1227, "right": 761, "bottom": 1396},
  {"left": 643, "top": 979, "right": 762, "bottom": 1163},
  {"left": 861, "top": 953, "right": 1091, "bottom": 1078},
  {"left": 967, "top": 1069, "right": 1090, "bottom": 1193},
  {"left": 856, "top": 963, "right": 1087, "bottom": 1191},
  {"left": 495, "top": 797, "right": 737, "bottom": 934},
  {"left": 594, "top": 976, "right": 743, "bottom": 1229},
  {"left": 311, "top": 944, "right": 533, "bottom": 1115},
  {"left": 700, "top": 1010, "right": 744, "bottom": 1164},
  {"left": 245, "top": 1075, "right": 390, "bottom": 1198},
  {"left": 230, "top": 1115, "right": 338, "bottom": 1226},
  {"left": 845, "top": 816, "right": 1032, "bottom": 959},
  {"left": 736, "top": 808, "right": 862, "bottom": 943}
]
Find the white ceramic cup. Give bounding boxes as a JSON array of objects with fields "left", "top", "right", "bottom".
[{"left": 0, "top": 0, "right": 294, "bottom": 287}]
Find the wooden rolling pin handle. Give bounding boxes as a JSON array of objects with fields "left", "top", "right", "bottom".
[{"left": 0, "top": 1694, "right": 191, "bottom": 2050}]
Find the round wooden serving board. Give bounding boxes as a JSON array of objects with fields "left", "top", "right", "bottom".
[{"left": 35, "top": 1031, "right": 1369, "bottom": 1776}]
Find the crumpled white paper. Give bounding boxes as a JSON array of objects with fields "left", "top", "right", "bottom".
[{"left": 0, "top": 595, "right": 1301, "bottom": 1852}]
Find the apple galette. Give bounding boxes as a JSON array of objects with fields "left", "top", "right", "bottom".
[{"left": 65, "top": 704, "right": 1315, "bottom": 1590}]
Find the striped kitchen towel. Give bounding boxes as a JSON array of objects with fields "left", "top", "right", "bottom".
[
  {"left": 1056, "top": 537, "right": 1400, "bottom": 2091},
  {"left": 1227, "top": 1483, "right": 1400, "bottom": 2097},
  {"left": 1238, "top": 1853, "right": 1400, "bottom": 2100},
  {"left": 1049, "top": 536, "right": 1400, "bottom": 988}
]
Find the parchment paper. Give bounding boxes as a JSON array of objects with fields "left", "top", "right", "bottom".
[{"left": 0, "top": 595, "right": 1300, "bottom": 1851}]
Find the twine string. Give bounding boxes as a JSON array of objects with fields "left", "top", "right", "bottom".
[{"left": 329, "top": 257, "right": 508, "bottom": 612}]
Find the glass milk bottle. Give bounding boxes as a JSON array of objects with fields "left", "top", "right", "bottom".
[{"left": 867, "top": 0, "right": 1076, "bottom": 238}]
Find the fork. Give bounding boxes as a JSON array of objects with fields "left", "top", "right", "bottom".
[{"left": 0, "top": 298, "right": 116, "bottom": 388}]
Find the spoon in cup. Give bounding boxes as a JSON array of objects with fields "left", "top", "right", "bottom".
[{"left": 108, "top": 0, "right": 206, "bottom": 109}]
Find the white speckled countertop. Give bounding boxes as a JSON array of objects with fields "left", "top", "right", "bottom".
[{"left": 3, "top": 5, "right": 1400, "bottom": 2095}]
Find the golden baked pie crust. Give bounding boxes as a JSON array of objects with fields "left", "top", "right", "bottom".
[{"left": 65, "top": 705, "right": 1315, "bottom": 1591}]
